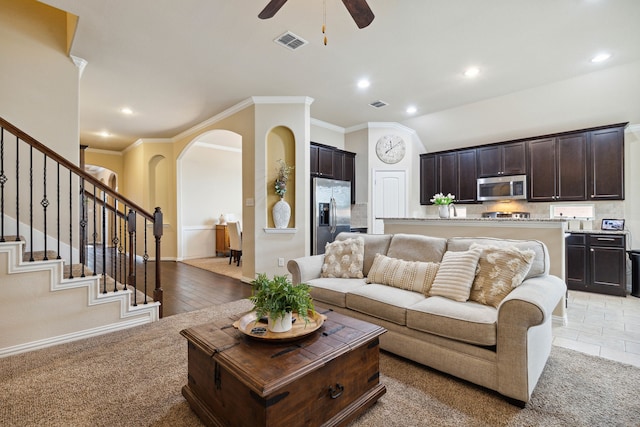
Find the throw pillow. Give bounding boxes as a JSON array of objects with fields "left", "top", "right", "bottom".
[
  {"left": 366, "top": 253, "right": 440, "bottom": 296},
  {"left": 429, "top": 248, "right": 482, "bottom": 302},
  {"left": 321, "top": 237, "right": 365, "bottom": 279},
  {"left": 469, "top": 244, "right": 535, "bottom": 307}
]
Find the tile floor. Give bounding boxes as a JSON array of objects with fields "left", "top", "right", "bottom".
[{"left": 553, "top": 290, "right": 640, "bottom": 368}]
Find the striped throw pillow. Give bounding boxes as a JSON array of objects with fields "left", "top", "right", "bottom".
[
  {"left": 366, "top": 253, "right": 439, "bottom": 296},
  {"left": 429, "top": 248, "right": 482, "bottom": 302}
]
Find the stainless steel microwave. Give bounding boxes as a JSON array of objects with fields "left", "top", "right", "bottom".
[{"left": 477, "top": 174, "right": 527, "bottom": 201}]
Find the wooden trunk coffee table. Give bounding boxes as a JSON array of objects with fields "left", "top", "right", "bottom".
[{"left": 180, "top": 307, "right": 386, "bottom": 427}]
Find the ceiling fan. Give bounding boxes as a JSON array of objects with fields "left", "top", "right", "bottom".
[{"left": 259, "top": 0, "right": 375, "bottom": 29}]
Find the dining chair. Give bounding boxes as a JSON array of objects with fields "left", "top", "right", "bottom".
[{"left": 228, "top": 221, "right": 242, "bottom": 266}]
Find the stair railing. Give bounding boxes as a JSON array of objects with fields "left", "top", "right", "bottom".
[{"left": 0, "top": 116, "right": 163, "bottom": 317}]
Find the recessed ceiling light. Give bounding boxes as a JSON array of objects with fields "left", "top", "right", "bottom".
[
  {"left": 464, "top": 67, "right": 480, "bottom": 78},
  {"left": 406, "top": 106, "right": 417, "bottom": 114},
  {"left": 357, "top": 79, "right": 370, "bottom": 89},
  {"left": 98, "top": 131, "right": 111, "bottom": 138},
  {"left": 120, "top": 107, "right": 133, "bottom": 115},
  {"left": 591, "top": 53, "right": 611, "bottom": 63}
]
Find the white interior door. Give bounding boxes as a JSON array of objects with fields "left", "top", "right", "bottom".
[{"left": 373, "top": 170, "right": 407, "bottom": 234}]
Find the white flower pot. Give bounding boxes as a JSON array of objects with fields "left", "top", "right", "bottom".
[
  {"left": 438, "top": 205, "right": 450, "bottom": 218},
  {"left": 268, "top": 311, "right": 293, "bottom": 333},
  {"left": 273, "top": 198, "right": 291, "bottom": 228}
]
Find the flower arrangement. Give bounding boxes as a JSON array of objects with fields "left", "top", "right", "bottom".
[
  {"left": 430, "top": 192, "right": 455, "bottom": 205},
  {"left": 274, "top": 159, "right": 294, "bottom": 198}
]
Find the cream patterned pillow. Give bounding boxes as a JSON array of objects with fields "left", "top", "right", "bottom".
[
  {"left": 469, "top": 244, "right": 535, "bottom": 307},
  {"left": 429, "top": 248, "right": 482, "bottom": 302},
  {"left": 366, "top": 253, "right": 440, "bottom": 296},
  {"left": 321, "top": 237, "right": 365, "bottom": 279}
]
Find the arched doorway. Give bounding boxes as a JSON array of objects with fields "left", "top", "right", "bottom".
[{"left": 176, "top": 129, "right": 242, "bottom": 260}]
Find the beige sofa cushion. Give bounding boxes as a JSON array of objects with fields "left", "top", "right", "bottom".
[
  {"left": 469, "top": 244, "right": 535, "bottom": 308},
  {"left": 336, "top": 232, "right": 393, "bottom": 276},
  {"left": 307, "top": 277, "right": 367, "bottom": 308},
  {"left": 447, "top": 237, "right": 549, "bottom": 279},
  {"left": 407, "top": 296, "right": 498, "bottom": 346},
  {"left": 321, "top": 237, "right": 364, "bottom": 279},
  {"left": 346, "top": 284, "right": 425, "bottom": 325},
  {"left": 366, "top": 253, "right": 439, "bottom": 295},
  {"left": 386, "top": 233, "right": 447, "bottom": 263},
  {"left": 429, "top": 248, "right": 482, "bottom": 302}
]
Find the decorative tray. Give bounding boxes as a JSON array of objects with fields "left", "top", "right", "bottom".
[{"left": 233, "top": 311, "right": 327, "bottom": 342}]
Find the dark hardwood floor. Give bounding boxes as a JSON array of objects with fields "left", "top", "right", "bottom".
[
  {"left": 157, "top": 261, "right": 252, "bottom": 317},
  {"left": 85, "top": 246, "right": 251, "bottom": 317}
]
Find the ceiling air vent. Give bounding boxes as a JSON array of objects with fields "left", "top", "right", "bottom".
[
  {"left": 274, "top": 31, "right": 308, "bottom": 51},
  {"left": 369, "top": 100, "right": 389, "bottom": 108}
]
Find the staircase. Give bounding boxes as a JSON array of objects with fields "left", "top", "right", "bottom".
[{"left": 0, "top": 117, "right": 163, "bottom": 358}]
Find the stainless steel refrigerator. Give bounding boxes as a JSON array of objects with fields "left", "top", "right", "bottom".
[{"left": 312, "top": 177, "right": 351, "bottom": 255}]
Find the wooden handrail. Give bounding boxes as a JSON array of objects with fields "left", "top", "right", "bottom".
[{"left": 0, "top": 116, "right": 154, "bottom": 221}]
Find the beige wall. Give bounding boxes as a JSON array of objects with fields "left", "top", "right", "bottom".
[{"left": 0, "top": 0, "right": 79, "bottom": 163}]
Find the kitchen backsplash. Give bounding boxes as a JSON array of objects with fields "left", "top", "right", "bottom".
[{"left": 351, "top": 203, "right": 368, "bottom": 228}]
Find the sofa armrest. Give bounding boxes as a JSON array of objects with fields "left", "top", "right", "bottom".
[
  {"left": 287, "top": 255, "right": 325, "bottom": 285},
  {"left": 496, "top": 274, "right": 567, "bottom": 402},
  {"left": 499, "top": 275, "right": 566, "bottom": 325}
]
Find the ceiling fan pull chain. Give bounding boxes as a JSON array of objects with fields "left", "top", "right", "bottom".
[{"left": 323, "top": 0, "right": 328, "bottom": 45}]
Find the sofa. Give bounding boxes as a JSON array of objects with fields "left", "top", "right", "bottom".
[{"left": 287, "top": 232, "right": 566, "bottom": 405}]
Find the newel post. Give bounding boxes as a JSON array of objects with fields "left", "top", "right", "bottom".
[{"left": 153, "top": 207, "right": 163, "bottom": 318}]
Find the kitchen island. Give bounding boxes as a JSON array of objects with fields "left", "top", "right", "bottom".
[{"left": 383, "top": 217, "right": 568, "bottom": 323}]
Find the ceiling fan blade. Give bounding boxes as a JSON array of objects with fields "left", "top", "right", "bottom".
[
  {"left": 341, "top": 0, "right": 375, "bottom": 29},
  {"left": 258, "top": 0, "right": 289, "bottom": 19}
]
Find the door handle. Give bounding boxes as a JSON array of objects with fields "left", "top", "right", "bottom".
[{"left": 329, "top": 197, "right": 337, "bottom": 234}]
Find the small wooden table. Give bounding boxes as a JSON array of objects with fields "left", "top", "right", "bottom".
[{"left": 180, "top": 308, "right": 386, "bottom": 427}]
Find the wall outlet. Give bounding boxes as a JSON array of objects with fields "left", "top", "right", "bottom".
[{"left": 278, "top": 257, "right": 285, "bottom": 267}]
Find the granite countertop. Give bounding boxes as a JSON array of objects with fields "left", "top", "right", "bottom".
[{"left": 566, "top": 229, "right": 629, "bottom": 235}]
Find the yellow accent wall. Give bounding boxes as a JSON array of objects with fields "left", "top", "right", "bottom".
[{"left": 267, "top": 126, "right": 296, "bottom": 228}]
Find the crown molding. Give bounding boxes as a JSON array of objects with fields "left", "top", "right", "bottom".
[
  {"left": 252, "top": 96, "right": 314, "bottom": 106},
  {"left": 310, "top": 118, "right": 345, "bottom": 134},
  {"left": 85, "top": 147, "right": 123, "bottom": 156}
]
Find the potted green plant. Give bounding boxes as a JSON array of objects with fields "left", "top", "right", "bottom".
[{"left": 250, "top": 273, "right": 314, "bottom": 333}]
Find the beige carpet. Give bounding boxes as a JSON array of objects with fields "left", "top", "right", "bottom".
[
  {"left": 2, "top": 299, "right": 639, "bottom": 427},
  {"left": 180, "top": 256, "right": 242, "bottom": 280}
]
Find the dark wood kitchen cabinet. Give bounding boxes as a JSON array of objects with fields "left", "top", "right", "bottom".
[
  {"left": 476, "top": 141, "right": 526, "bottom": 177},
  {"left": 419, "top": 154, "right": 437, "bottom": 205},
  {"left": 565, "top": 233, "right": 627, "bottom": 296},
  {"left": 589, "top": 126, "right": 625, "bottom": 200},
  {"left": 420, "top": 149, "right": 476, "bottom": 204},
  {"left": 310, "top": 144, "right": 334, "bottom": 178},
  {"left": 528, "top": 133, "right": 587, "bottom": 202},
  {"left": 311, "top": 142, "right": 356, "bottom": 203}
]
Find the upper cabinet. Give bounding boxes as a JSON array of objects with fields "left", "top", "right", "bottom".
[
  {"left": 311, "top": 142, "right": 357, "bottom": 204},
  {"left": 420, "top": 148, "right": 476, "bottom": 205},
  {"left": 589, "top": 126, "right": 625, "bottom": 200},
  {"left": 310, "top": 144, "right": 334, "bottom": 178},
  {"left": 476, "top": 141, "right": 526, "bottom": 177},
  {"left": 528, "top": 133, "right": 587, "bottom": 202},
  {"left": 419, "top": 122, "right": 626, "bottom": 205}
]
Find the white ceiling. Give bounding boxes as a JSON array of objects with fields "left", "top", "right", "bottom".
[{"left": 40, "top": 0, "right": 640, "bottom": 151}]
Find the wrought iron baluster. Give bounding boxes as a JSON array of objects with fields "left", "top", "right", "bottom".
[
  {"left": 29, "top": 146, "right": 33, "bottom": 261},
  {"left": 79, "top": 177, "right": 86, "bottom": 277},
  {"left": 41, "top": 154, "right": 49, "bottom": 260},
  {"left": 15, "top": 134, "right": 20, "bottom": 242},
  {"left": 0, "top": 128, "right": 5, "bottom": 242},
  {"left": 154, "top": 208, "right": 163, "bottom": 318},
  {"left": 112, "top": 199, "right": 118, "bottom": 292},
  {"left": 119, "top": 205, "right": 125, "bottom": 291},
  {"left": 68, "top": 169, "right": 73, "bottom": 279},
  {"left": 101, "top": 190, "right": 107, "bottom": 293},
  {"left": 56, "top": 163, "right": 61, "bottom": 259}
]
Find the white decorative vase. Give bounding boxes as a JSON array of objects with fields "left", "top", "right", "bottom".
[
  {"left": 273, "top": 198, "right": 291, "bottom": 229},
  {"left": 268, "top": 311, "right": 293, "bottom": 333},
  {"left": 438, "top": 205, "right": 450, "bottom": 219}
]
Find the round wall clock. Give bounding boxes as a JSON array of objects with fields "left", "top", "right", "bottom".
[{"left": 375, "top": 135, "right": 406, "bottom": 164}]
